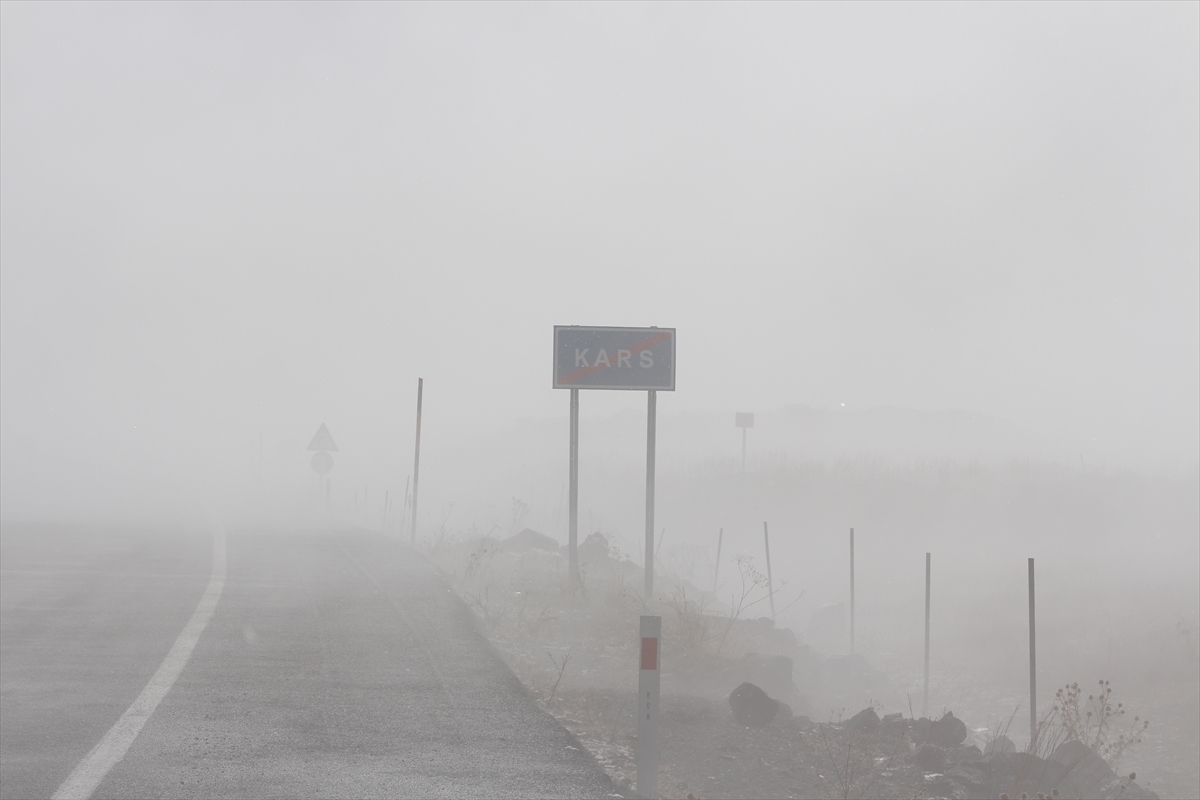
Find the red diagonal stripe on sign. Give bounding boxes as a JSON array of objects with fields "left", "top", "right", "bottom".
[{"left": 560, "top": 331, "right": 671, "bottom": 386}]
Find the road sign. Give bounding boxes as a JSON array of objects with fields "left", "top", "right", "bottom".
[
  {"left": 553, "top": 326, "right": 675, "bottom": 390},
  {"left": 736, "top": 412, "right": 754, "bottom": 470},
  {"left": 307, "top": 423, "right": 338, "bottom": 452},
  {"left": 310, "top": 451, "right": 333, "bottom": 475}
]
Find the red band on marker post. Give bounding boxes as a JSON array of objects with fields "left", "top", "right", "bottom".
[{"left": 640, "top": 637, "right": 658, "bottom": 670}]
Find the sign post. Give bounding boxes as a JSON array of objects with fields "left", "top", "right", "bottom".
[
  {"left": 553, "top": 326, "right": 675, "bottom": 599},
  {"left": 568, "top": 388, "right": 580, "bottom": 587},
  {"left": 645, "top": 390, "right": 657, "bottom": 599},
  {"left": 735, "top": 412, "right": 754, "bottom": 471},
  {"left": 308, "top": 423, "right": 338, "bottom": 505},
  {"left": 637, "top": 615, "right": 661, "bottom": 800}
]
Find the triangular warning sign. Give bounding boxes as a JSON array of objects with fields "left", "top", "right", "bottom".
[{"left": 307, "top": 423, "right": 338, "bottom": 452}]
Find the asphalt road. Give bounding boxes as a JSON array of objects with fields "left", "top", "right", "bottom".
[{"left": 0, "top": 523, "right": 617, "bottom": 799}]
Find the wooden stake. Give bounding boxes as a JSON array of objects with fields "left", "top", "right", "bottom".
[
  {"left": 1029, "top": 557, "right": 1037, "bottom": 750},
  {"left": 923, "top": 551, "right": 931, "bottom": 717},
  {"left": 712, "top": 528, "right": 724, "bottom": 595}
]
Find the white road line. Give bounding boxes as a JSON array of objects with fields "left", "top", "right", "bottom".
[{"left": 52, "top": 525, "right": 228, "bottom": 800}]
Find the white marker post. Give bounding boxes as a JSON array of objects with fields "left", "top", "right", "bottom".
[{"left": 636, "top": 615, "right": 661, "bottom": 800}]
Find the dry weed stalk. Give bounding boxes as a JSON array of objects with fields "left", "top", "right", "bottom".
[
  {"left": 714, "top": 555, "right": 772, "bottom": 656},
  {"left": 812, "top": 722, "right": 908, "bottom": 800},
  {"left": 665, "top": 586, "right": 714, "bottom": 654},
  {"left": 546, "top": 647, "right": 572, "bottom": 702},
  {"left": 1034, "top": 680, "right": 1149, "bottom": 771}
]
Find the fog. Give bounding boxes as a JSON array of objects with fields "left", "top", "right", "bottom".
[
  {"left": 1, "top": 3, "right": 1198, "bottom": 795},
  {"left": 2, "top": 2, "right": 1197, "bottom": 519}
]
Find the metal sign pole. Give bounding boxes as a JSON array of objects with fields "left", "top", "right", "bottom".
[
  {"left": 763, "top": 521, "right": 776, "bottom": 621},
  {"left": 1028, "top": 557, "right": 1037, "bottom": 750},
  {"left": 410, "top": 378, "right": 423, "bottom": 546},
  {"left": 644, "top": 390, "right": 657, "bottom": 601},
  {"left": 712, "top": 528, "right": 723, "bottom": 595},
  {"left": 569, "top": 389, "right": 580, "bottom": 589},
  {"left": 636, "top": 615, "right": 661, "bottom": 800},
  {"left": 923, "top": 551, "right": 931, "bottom": 717},
  {"left": 741, "top": 427, "right": 747, "bottom": 472}
]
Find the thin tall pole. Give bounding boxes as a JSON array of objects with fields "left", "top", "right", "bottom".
[
  {"left": 741, "top": 427, "right": 747, "bottom": 472},
  {"left": 763, "top": 521, "right": 776, "bottom": 621},
  {"left": 1029, "top": 557, "right": 1037, "bottom": 750},
  {"left": 712, "top": 528, "right": 724, "bottom": 594},
  {"left": 644, "top": 390, "right": 657, "bottom": 600},
  {"left": 923, "top": 551, "right": 931, "bottom": 717},
  {"left": 569, "top": 389, "right": 580, "bottom": 588},
  {"left": 410, "top": 378, "right": 423, "bottom": 546},
  {"left": 850, "top": 528, "right": 856, "bottom": 655},
  {"left": 402, "top": 475, "right": 410, "bottom": 537}
]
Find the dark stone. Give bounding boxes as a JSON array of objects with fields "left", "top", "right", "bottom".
[
  {"left": 500, "top": 528, "right": 559, "bottom": 552},
  {"left": 987, "top": 752, "right": 1072, "bottom": 800},
  {"left": 946, "top": 764, "right": 987, "bottom": 797},
  {"left": 983, "top": 733, "right": 1016, "bottom": 755},
  {"left": 846, "top": 706, "right": 880, "bottom": 734},
  {"left": 979, "top": 743, "right": 1165, "bottom": 800},
  {"left": 929, "top": 711, "right": 968, "bottom": 747},
  {"left": 948, "top": 743, "right": 983, "bottom": 764},
  {"left": 728, "top": 682, "right": 780, "bottom": 727},
  {"left": 736, "top": 653, "right": 796, "bottom": 702},
  {"left": 912, "top": 744, "right": 946, "bottom": 772},
  {"left": 1050, "top": 739, "right": 1117, "bottom": 798},
  {"left": 910, "top": 716, "right": 933, "bottom": 744},
  {"left": 578, "top": 531, "right": 610, "bottom": 557}
]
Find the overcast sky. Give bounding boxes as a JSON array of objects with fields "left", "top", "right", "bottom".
[{"left": 2, "top": 2, "right": 1197, "bottom": 518}]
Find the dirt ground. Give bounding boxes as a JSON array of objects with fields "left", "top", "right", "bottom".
[{"left": 426, "top": 535, "right": 1177, "bottom": 799}]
